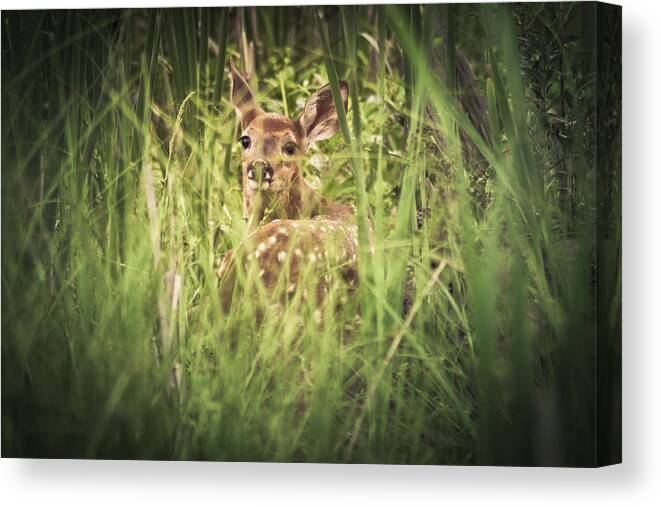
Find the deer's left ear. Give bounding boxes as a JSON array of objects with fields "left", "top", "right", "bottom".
[
  {"left": 299, "top": 81, "right": 349, "bottom": 145},
  {"left": 229, "top": 58, "right": 263, "bottom": 128}
]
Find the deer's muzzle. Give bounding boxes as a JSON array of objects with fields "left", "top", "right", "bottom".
[{"left": 247, "top": 160, "right": 273, "bottom": 189}]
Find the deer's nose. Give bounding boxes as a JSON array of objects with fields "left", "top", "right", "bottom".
[{"left": 247, "top": 160, "right": 273, "bottom": 182}]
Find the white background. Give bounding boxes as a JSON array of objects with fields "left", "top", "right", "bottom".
[{"left": 1, "top": 0, "right": 659, "bottom": 505}]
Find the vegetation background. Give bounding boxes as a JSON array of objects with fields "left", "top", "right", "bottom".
[{"left": 1, "top": 3, "right": 621, "bottom": 466}]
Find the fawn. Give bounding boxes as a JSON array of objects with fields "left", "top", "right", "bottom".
[{"left": 217, "top": 60, "right": 360, "bottom": 305}]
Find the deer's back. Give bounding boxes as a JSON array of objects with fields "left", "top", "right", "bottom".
[{"left": 218, "top": 217, "right": 359, "bottom": 305}]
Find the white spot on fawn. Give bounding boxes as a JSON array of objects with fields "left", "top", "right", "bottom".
[
  {"left": 294, "top": 248, "right": 303, "bottom": 258},
  {"left": 277, "top": 251, "right": 286, "bottom": 263},
  {"left": 277, "top": 227, "right": 288, "bottom": 236},
  {"left": 287, "top": 283, "right": 296, "bottom": 293},
  {"left": 257, "top": 242, "right": 267, "bottom": 253},
  {"left": 268, "top": 235, "right": 277, "bottom": 246}
]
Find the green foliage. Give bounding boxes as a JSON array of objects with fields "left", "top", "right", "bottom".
[{"left": 1, "top": 4, "right": 620, "bottom": 465}]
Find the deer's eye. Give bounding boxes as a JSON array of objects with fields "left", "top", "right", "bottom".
[
  {"left": 239, "top": 135, "right": 251, "bottom": 150},
  {"left": 283, "top": 142, "right": 297, "bottom": 156}
]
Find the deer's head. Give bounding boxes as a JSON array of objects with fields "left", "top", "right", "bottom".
[{"left": 229, "top": 60, "right": 348, "bottom": 223}]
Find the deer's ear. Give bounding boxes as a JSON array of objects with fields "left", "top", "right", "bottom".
[
  {"left": 229, "top": 58, "right": 263, "bottom": 128},
  {"left": 299, "top": 81, "right": 349, "bottom": 145}
]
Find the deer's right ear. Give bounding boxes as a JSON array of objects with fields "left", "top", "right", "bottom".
[
  {"left": 229, "top": 58, "right": 263, "bottom": 128},
  {"left": 299, "top": 81, "right": 349, "bottom": 145}
]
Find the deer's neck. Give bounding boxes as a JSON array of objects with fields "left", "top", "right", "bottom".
[
  {"left": 248, "top": 170, "right": 354, "bottom": 228},
  {"left": 292, "top": 173, "right": 354, "bottom": 221}
]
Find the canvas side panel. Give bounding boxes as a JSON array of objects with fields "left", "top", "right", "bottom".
[{"left": 595, "top": 1, "right": 622, "bottom": 467}]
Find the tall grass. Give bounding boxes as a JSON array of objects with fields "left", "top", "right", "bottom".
[{"left": 2, "top": 4, "right": 620, "bottom": 465}]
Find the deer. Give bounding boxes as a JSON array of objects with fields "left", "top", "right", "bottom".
[{"left": 217, "top": 60, "right": 362, "bottom": 308}]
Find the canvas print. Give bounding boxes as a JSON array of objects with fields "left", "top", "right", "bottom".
[{"left": 1, "top": 3, "right": 621, "bottom": 466}]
